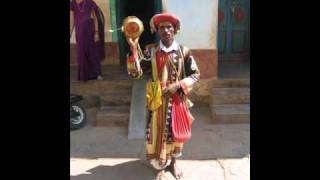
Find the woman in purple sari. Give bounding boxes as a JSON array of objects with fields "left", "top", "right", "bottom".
[{"left": 70, "top": 0, "right": 105, "bottom": 81}]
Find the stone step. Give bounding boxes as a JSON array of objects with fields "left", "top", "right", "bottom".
[
  {"left": 70, "top": 65, "right": 131, "bottom": 81},
  {"left": 70, "top": 65, "right": 127, "bottom": 73},
  {"left": 212, "top": 88, "right": 250, "bottom": 104},
  {"left": 70, "top": 79, "right": 133, "bottom": 96},
  {"left": 212, "top": 79, "right": 250, "bottom": 88},
  {"left": 101, "top": 73, "right": 131, "bottom": 80},
  {"left": 78, "top": 95, "right": 101, "bottom": 108},
  {"left": 96, "top": 105, "right": 130, "bottom": 127},
  {"left": 211, "top": 104, "right": 250, "bottom": 124},
  {"left": 70, "top": 75, "right": 131, "bottom": 83},
  {"left": 100, "top": 90, "right": 132, "bottom": 106}
]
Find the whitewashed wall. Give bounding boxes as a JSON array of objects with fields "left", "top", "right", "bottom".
[{"left": 163, "top": 0, "right": 218, "bottom": 49}]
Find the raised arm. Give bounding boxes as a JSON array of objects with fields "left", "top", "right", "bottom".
[{"left": 126, "top": 37, "right": 152, "bottom": 79}]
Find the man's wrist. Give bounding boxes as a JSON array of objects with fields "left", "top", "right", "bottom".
[
  {"left": 130, "top": 46, "right": 138, "bottom": 52},
  {"left": 176, "top": 81, "right": 181, "bottom": 88}
]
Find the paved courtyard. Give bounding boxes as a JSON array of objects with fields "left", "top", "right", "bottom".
[{"left": 71, "top": 106, "right": 250, "bottom": 180}]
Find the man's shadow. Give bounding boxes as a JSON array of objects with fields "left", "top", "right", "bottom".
[{"left": 71, "top": 160, "right": 163, "bottom": 180}]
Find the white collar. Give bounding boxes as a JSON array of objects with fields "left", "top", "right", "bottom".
[{"left": 159, "top": 40, "right": 179, "bottom": 53}]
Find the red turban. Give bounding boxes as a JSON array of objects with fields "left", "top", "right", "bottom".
[{"left": 150, "top": 13, "right": 181, "bottom": 34}]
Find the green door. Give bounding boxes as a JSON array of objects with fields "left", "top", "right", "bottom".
[
  {"left": 116, "top": 0, "right": 162, "bottom": 65},
  {"left": 218, "top": 0, "right": 250, "bottom": 61}
]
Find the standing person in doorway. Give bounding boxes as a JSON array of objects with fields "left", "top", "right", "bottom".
[{"left": 70, "top": 0, "right": 105, "bottom": 81}]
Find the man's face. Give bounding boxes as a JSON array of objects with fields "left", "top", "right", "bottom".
[{"left": 158, "top": 21, "right": 175, "bottom": 47}]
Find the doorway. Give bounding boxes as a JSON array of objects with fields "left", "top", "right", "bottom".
[{"left": 218, "top": 0, "right": 250, "bottom": 62}]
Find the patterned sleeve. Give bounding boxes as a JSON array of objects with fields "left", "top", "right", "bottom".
[
  {"left": 126, "top": 47, "right": 151, "bottom": 79},
  {"left": 179, "top": 49, "right": 200, "bottom": 95}
]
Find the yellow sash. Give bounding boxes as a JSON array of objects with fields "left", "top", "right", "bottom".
[{"left": 146, "top": 47, "right": 162, "bottom": 111}]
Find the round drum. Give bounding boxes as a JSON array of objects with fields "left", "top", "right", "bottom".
[{"left": 122, "top": 16, "right": 144, "bottom": 39}]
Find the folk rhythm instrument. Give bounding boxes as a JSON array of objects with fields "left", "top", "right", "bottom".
[
  {"left": 122, "top": 16, "right": 144, "bottom": 40},
  {"left": 122, "top": 16, "right": 145, "bottom": 60}
]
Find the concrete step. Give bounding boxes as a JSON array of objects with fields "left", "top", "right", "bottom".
[
  {"left": 70, "top": 65, "right": 127, "bottom": 73},
  {"left": 70, "top": 65, "right": 131, "bottom": 82},
  {"left": 212, "top": 79, "right": 250, "bottom": 88},
  {"left": 212, "top": 88, "right": 250, "bottom": 104},
  {"left": 96, "top": 105, "right": 130, "bottom": 127},
  {"left": 101, "top": 73, "right": 131, "bottom": 80},
  {"left": 70, "top": 79, "right": 133, "bottom": 96},
  {"left": 78, "top": 95, "right": 101, "bottom": 108},
  {"left": 211, "top": 104, "right": 250, "bottom": 124},
  {"left": 100, "top": 90, "right": 132, "bottom": 106}
]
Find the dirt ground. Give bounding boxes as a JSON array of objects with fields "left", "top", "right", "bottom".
[{"left": 70, "top": 106, "right": 250, "bottom": 180}]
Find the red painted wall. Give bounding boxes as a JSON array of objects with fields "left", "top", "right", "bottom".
[{"left": 191, "top": 49, "right": 217, "bottom": 79}]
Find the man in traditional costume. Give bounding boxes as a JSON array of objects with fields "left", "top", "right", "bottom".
[
  {"left": 126, "top": 13, "right": 200, "bottom": 179},
  {"left": 70, "top": 0, "right": 105, "bottom": 81}
]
